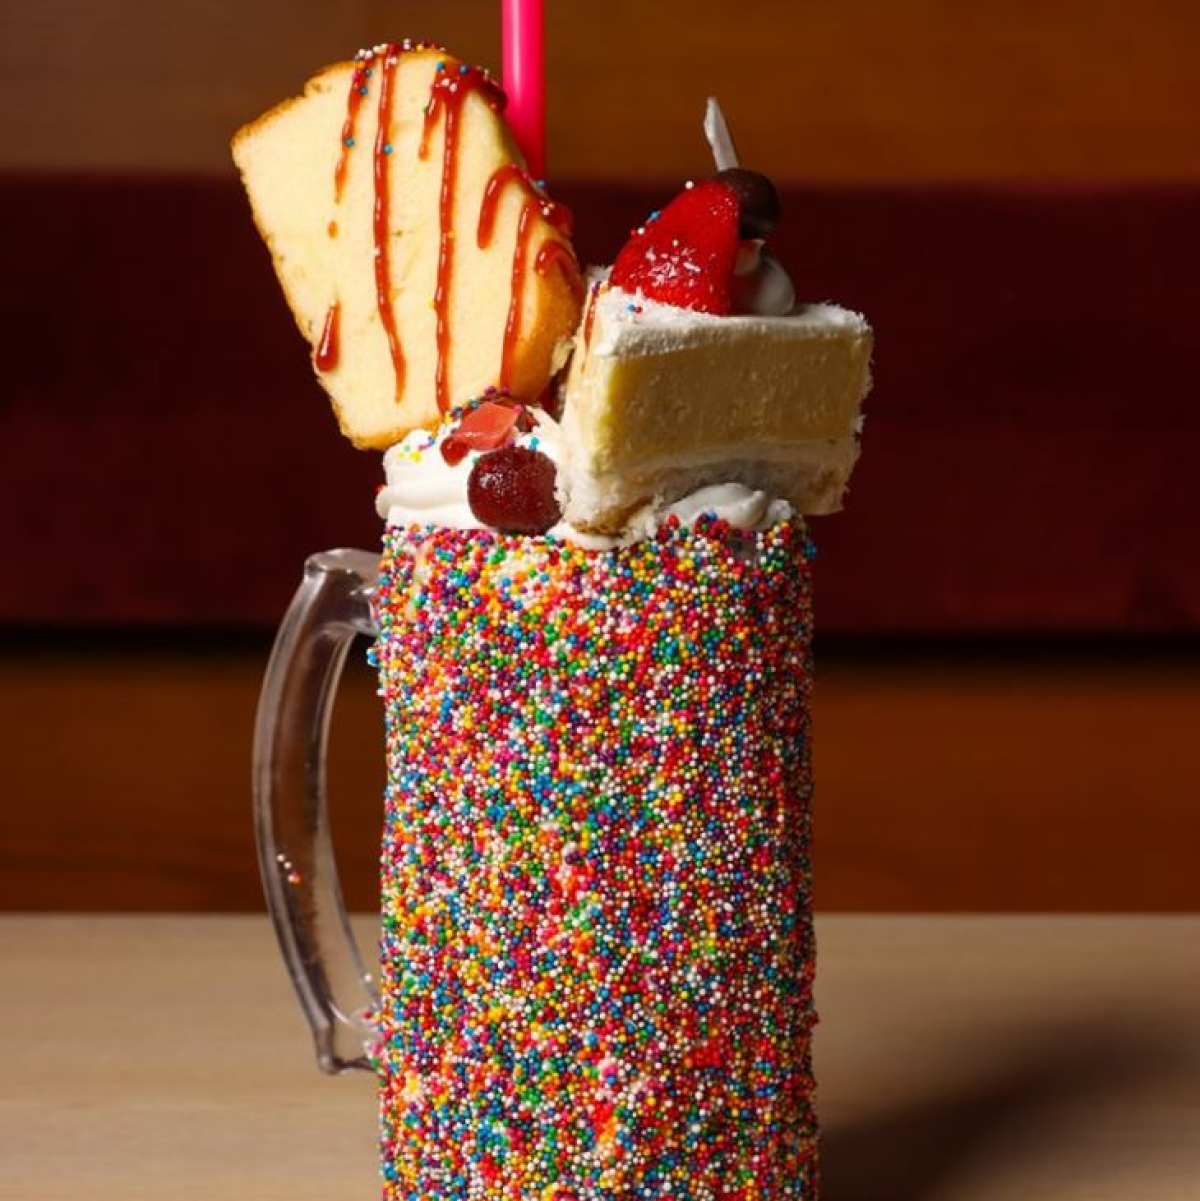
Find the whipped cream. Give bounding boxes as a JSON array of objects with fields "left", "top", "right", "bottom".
[{"left": 376, "top": 408, "right": 791, "bottom": 546}]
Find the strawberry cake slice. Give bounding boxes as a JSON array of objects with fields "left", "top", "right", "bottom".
[{"left": 559, "top": 175, "right": 872, "bottom": 532}]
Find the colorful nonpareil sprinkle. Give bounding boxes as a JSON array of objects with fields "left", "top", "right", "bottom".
[{"left": 371, "top": 516, "right": 818, "bottom": 1199}]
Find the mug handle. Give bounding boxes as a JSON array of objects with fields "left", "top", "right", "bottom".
[{"left": 253, "top": 548, "right": 382, "bottom": 1074}]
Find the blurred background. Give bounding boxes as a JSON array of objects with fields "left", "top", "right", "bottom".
[{"left": 1, "top": 0, "right": 1197, "bottom": 912}]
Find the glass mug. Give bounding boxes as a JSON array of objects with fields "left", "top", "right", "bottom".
[{"left": 255, "top": 521, "right": 820, "bottom": 1199}]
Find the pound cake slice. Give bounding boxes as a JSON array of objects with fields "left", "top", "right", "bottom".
[{"left": 233, "top": 43, "right": 582, "bottom": 448}]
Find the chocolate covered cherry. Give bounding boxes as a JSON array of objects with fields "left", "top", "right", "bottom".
[
  {"left": 714, "top": 167, "right": 781, "bottom": 239},
  {"left": 467, "top": 444, "right": 563, "bottom": 534}
]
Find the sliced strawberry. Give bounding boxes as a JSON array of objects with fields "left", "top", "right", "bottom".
[
  {"left": 441, "top": 400, "right": 530, "bottom": 465},
  {"left": 610, "top": 180, "right": 740, "bottom": 314}
]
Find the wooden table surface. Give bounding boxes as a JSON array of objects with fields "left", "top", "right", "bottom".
[{"left": 2, "top": 916, "right": 1198, "bottom": 1199}]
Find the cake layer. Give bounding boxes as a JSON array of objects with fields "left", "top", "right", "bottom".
[
  {"left": 560, "top": 284, "right": 872, "bottom": 529},
  {"left": 232, "top": 45, "right": 581, "bottom": 448}
]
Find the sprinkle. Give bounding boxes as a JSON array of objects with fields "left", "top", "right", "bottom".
[{"left": 372, "top": 520, "right": 818, "bottom": 1198}]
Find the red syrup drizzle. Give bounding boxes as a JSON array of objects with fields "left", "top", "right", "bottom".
[
  {"left": 333, "top": 60, "right": 370, "bottom": 202},
  {"left": 476, "top": 163, "right": 527, "bottom": 248},
  {"left": 582, "top": 281, "right": 603, "bottom": 346},
  {"left": 320, "top": 60, "right": 369, "bottom": 376},
  {"left": 315, "top": 302, "right": 340, "bottom": 371},
  {"left": 500, "top": 198, "right": 540, "bottom": 389},
  {"left": 421, "top": 63, "right": 505, "bottom": 411},
  {"left": 534, "top": 240, "right": 585, "bottom": 304},
  {"left": 478, "top": 165, "right": 581, "bottom": 392},
  {"left": 373, "top": 45, "right": 406, "bottom": 395}
]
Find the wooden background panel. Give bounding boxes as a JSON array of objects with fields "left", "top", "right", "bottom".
[
  {"left": 0, "top": 0, "right": 1198, "bottom": 180},
  {"left": 1, "top": 642, "right": 1197, "bottom": 912},
  {"left": 813, "top": 652, "right": 1200, "bottom": 909}
]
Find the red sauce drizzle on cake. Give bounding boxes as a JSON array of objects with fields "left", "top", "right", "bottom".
[
  {"left": 315, "top": 302, "right": 340, "bottom": 371},
  {"left": 539, "top": 196, "right": 574, "bottom": 237},
  {"left": 478, "top": 166, "right": 580, "bottom": 392},
  {"left": 333, "top": 61, "right": 370, "bottom": 202},
  {"left": 582, "top": 282, "right": 603, "bottom": 346},
  {"left": 499, "top": 199, "right": 540, "bottom": 390},
  {"left": 476, "top": 163, "right": 527, "bottom": 249},
  {"left": 324, "top": 60, "right": 368, "bottom": 381},
  {"left": 373, "top": 45, "right": 405, "bottom": 394},
  {"left": 534, "top": 240, "right": 585, "bottom": 304},
  {"left": 421, "top": 64, "right": 504, "bottom": 411}
]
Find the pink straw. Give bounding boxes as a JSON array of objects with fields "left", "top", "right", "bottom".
[{"left": 502, "top": 0, "right": 546, "bottom": 179}]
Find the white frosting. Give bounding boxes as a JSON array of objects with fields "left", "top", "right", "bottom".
[
  {"left": 376, "top": 429, "right": 476, "bottom": 529},
  {"left": 660, "top": 484, "right": 788, "bottom": 530},
  {"left": 588, "top": 287, "right": 867, "bottom": 358},
  {"left": 376, "top": 407, "right": 792, "bottom": 546}
]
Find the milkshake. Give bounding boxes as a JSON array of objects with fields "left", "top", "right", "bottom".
[
  {"left": 371, "top": 414, "right": 820, "bottom": 1197},
  {"left": 236, "top": 38, "right": 871, "bottom": 1201}
]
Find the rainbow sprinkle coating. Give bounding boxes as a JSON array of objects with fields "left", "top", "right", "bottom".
[{"left": 371, "top": 516, "right": 819, "bottom": 1199}]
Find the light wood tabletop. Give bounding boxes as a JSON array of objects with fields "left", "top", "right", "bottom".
[{"left": 2, "top": 915, "right": 1198, "bottom": 1200}]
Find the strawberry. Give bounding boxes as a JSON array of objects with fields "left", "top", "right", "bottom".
[
  {"left": 610, "top": 180, "right": 740, "bottom": 314},
  {"left": 440, "top": 398, "right": 534, "bottom": 465}
]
